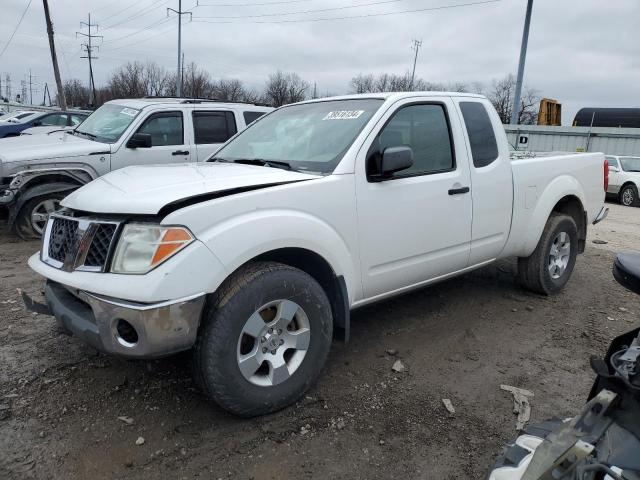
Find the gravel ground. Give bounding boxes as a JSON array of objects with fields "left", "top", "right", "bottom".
[{"left": 0, "top": 200, "right": 638, "bottom": 480}]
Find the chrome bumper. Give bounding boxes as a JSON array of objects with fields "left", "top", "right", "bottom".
[
  {"left": 592, "top": 206, "right": 609, "bottom": 225},
  {"left": 43, "top": 281, "right": 205, "bottom": 358}
]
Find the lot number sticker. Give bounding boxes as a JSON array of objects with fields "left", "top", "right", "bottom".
[
  {"left": 323, "top": 110, "right": 365, "bottom": 120},
  {"left": 120, "top": 108, "right": 139, "bottom": 117}
]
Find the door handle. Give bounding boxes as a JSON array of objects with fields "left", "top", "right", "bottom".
[
  {"left": 172, "top": 150, "right": 190, "bottom": 156},
  {"left": 448, "top": 186, "right": 470, "bottom": 195}
]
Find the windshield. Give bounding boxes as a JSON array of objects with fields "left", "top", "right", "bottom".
[
  {"left": 212, "top": 99, "right": 384, "bottom": 174},
  {"left": 75, "top": 104, "right": 140, "bottom": 143},
  {"left": 620, "top": 156, "right": 640, "bottom": 172}
]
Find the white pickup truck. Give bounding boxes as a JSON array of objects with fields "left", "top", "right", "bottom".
[
  {"left": 0, "top": 98, "right": 272, "bottom": 238},
  {"left": 27, "top": 92, "right": 608, "bottom": 417}
]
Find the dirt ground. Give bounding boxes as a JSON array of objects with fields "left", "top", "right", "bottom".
[{"left": 1, "top": 201, "right": 639, "bottom": 480}]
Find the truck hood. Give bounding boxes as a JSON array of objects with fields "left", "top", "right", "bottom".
[
  {"left": 61, "top": 162, "right": 320, "bottom": 215},
  {"left": 0, "top": 132, "right": 108, "bottom": 164}
]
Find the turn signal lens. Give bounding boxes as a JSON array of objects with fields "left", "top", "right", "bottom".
[{"left": 111, "top": 224, "right": 194, "bottom": 274}]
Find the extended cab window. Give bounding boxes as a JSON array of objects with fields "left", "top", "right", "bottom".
[
  {"left": 370, "top": 103, "right": 454, "bottom": 178},
  {"left": 193, "top": 111, "right": 237, "bottom": 144},
  {"left": 137, "top": 112, "right": 183, "bottom": 146},
  {"left": 606, "top": 156, "right": 619, "bottom": 169},
  {"left": 243, "top": 111, "right": 265, "bottom": 125},
  {"left": 460, "top": 102, "right": 499, "bottom": 168}
]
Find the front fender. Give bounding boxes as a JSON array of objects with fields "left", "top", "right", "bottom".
[
  {"left": 188, "top": 209, "right": 361, "bottom": 303},
  {"left": 510, "top": 175, "right": 587, "bottom": 257}
]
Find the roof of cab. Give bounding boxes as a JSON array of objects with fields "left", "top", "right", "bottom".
[
  {"left": 104, "top": 97, "right": 272, "bottom": 111},
  {"left": 294, "top": 91, "right": 487, "bottom": 105}
]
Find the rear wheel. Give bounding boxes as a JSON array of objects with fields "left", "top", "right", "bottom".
[
  {"left": 518, "top": 213, "right": 578, "bottom": 295},
  {"left": 192, "top": 261, "right": 333, "bottom": 417},
  {"left": 15, "top": 192, "right": 65, "bottom": 239},
  {"left": 619, "top": 184, "right": 640, "bottom": 207}
]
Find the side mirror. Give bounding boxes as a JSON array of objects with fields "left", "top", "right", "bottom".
[
  {"left": 127, "top": 133, "right": 152, "bottom": 149},
  {"left": 32, "top": 121, "right": 42, "bottom": 127},
  {"left": 380, "top": 146, "right": 414, "bottom": 177},
  {"left": 609, "top": 166, "right": 620, "bottom": 173}
]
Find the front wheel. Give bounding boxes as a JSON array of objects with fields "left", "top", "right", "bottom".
[
  {"left": 15, "top": 192, "right": 66, "bottom": 240},
  {"left": 518, "top": 213, "right": 578, "bottom": 295},
  {"left": 620, "top": 184, "right": 640, "bottom": 207},
  {"left": 192, "top": 261, "right": 333, "bottom": 417}
]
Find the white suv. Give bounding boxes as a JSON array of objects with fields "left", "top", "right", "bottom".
[
  {"left": 0, "top": 98, "right": 272, "bottom": 237},
  {"left": 606, "top": 155, "right": 640, "bottom": 206}
]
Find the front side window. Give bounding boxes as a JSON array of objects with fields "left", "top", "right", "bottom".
[
  {"left": 620, "top": 156, "right": 640, "bottom": 172},
  {"left": 40, "top": 113, "right": 68, "bottom": 126},
  {"left": 369, "top": 103, "right": 454, "bottom": 178},
  {"left": 136, "top": 112, "right": 184, "bottom": 146},
  {"left": 76, "top": 104, "right": 141, "bottom": 143},
  {"left": 460, "top": 101, "right": 499, "bottom": 168},
  {"left": 193, "top": 111, "right": 237, "bottom": 144},
  {"left": 213, "top": 99, "right": 383, "bottom": 174}
]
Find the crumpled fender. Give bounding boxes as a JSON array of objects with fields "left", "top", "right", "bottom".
[{"left": 8, "top": 181, "right": 79, "bottom": 230}]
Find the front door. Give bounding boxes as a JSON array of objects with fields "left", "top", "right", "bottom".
[
  {"left": 355, "top": 99, "right": 473, "bottom": 299},
  {"left": 112, "top": 111, "right": 191, "bottom": 171}
]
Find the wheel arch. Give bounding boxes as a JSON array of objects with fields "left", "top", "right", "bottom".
[
  {"left": 550, "top": 195, "right": 586, "bottom": 253},
  {"left": 511, "top": 175, "right": 588, "bottom": 257},
  {"left": 239, "top": 247, "right": 350, "bottom": 342}
]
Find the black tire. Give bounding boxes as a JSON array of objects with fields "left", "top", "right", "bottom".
[
  {"left": 15, "top": 192, "right": 66, "bottom": 240},
  {"left": 518, "top": 213, "right": 578, "bottom": 295},
  {"left": 619, "top": 184, "right": 640, "bottom": 207},
  {"left": 192, "top": 261, "right": 333, "bottom": 417}
]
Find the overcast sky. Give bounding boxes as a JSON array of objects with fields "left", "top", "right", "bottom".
[{"left": 0, "top": 0, "right": 638, "bottom": 124}]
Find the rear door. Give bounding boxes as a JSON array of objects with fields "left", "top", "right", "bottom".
[
  {"left": 192, "top": 110, "right": 238, "bottom": 161},
  {"left": 112, "top": 110, "right": 191, "bottom": 170},
  {"left": 455, "top": 99, "right": 513, "bottom": 265},
  {"left": 355, "top": 97, "right": 473, "bottom": 299}
]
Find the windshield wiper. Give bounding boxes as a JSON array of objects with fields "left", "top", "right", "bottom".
[
  {"left": 210, "top": 157, "right": 294, "bottom": 171},
  {"left": 75, "top": 130, "right": 96, "bottom": 140}
]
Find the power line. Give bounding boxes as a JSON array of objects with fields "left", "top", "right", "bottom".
[
  {"left": 193, "top": 0, "right": 408, "bottom": 19},
  {"left": 99, "top": 0, "right": 156, "bottom": 23},
  {"left": 191, "top": 0, "right": 501, "bottom": 24},
  {"left": 0, "top": 0, "right": 34, "bottom": 60},
  {"left": 102, "top": 0, "right": 170, "bottom": 30},
  {"left": 102, "top": 17, "right": 173, "bottom": 45},
  {"left": 196, "top": 0, "right": 313, "bottom": 6},
  {"left": 101, "top": 22, "right": 177, "bottom": 52}
]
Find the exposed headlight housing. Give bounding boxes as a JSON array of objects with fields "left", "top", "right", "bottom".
[{"left": 111, "top": 224, "right": 194, "bottom": 274}]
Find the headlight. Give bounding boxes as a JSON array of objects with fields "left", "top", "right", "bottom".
[{"left": 111, "top": 224, "right": 194, "bottom": 274}]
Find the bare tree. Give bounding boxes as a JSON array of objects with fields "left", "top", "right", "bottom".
[
  {"left": 487, "top": 73, "right": 539, "bottom": 125},
  {"left": 350, "top": 74, "right": 375, "bottom": 93},
  {"left": 264, "top": 71, "right": 309, "bottom": 107},
  {"left": 62, "top": 79, "right": 90, "bottom": 107},
  {"left": 214, "top": 78, "right": 247, "bottom": 102}
]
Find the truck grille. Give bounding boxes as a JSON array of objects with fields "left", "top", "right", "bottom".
[
  {"left": 43, "top": 214, "right": 119, "bottom": 272},
  {"left": 47, "top": 217, "right": 79, "bottom": 263}
]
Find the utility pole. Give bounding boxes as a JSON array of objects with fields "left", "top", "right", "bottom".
[
  {"left": 29, "top": 69, "right": 35, "bottom": 105},
  {"left": 43, "top": 0, "right": 67, "bottom": 110},
  {"left": 77, "top": 13, "right": 102, "bottom": 106},
  {"left": 510, "top": 0, "right": 534, "bottom": 125},
  {"left": 168, "top": 1, "right": 191, "bottom": 97},
  {"left": 410, "top": 39, "right": 422, "bottom": 90}
]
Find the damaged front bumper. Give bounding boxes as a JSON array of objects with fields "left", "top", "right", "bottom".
[{"left": 28, "top": 281, "right": 205, "bottom": 358}]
